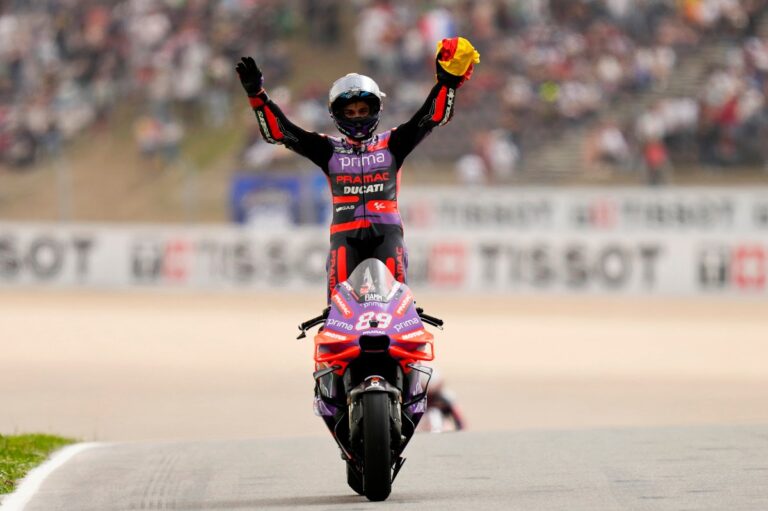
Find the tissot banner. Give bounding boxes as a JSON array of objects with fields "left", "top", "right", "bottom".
[
  {"left": 398, "top": 187, "right": 768, "bottom": 233},
  {"left": 1, "top": 222, "right": 765, "bottom": 296}
]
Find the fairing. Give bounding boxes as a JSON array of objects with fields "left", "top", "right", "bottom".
[{"left": 313, "top": 259, "right": 434, "bottom": 418}]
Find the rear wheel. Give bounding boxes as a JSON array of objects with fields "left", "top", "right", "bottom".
[{"left": 362, "top": 392, "right": 392, "bottom": 501}]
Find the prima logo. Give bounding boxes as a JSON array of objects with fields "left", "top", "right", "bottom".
[
  {"left": 327, "top": 318, "right": 354, "bottom": 331},
  {"left": 393, "top": 317, "right": 420, "bottom": 332},
  {"left": 339, "top": 152, "right": 386, "bottom": 170},
  {"left": 360, "top": 301, "right": 386, "bottom": 308}
]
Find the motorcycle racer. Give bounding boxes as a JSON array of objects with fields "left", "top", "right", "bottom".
[
  {"left": 423, "top": 368, "right": 465, "bottom": 432},
  {"left": 237, "top": 37, "right": 480, "bottom": 299}
]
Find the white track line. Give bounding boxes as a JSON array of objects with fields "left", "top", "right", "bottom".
[{"left": 0, "top": 442, "right": 103, "bottom": 511}]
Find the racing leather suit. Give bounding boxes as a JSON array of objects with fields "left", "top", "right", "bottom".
[{"left": 248, "top": 81, "right": 458, "bottom": 298}]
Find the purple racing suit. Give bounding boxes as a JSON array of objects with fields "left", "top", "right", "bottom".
[{"left": 247, "top": 81, "right": 458, "bottom": 297}]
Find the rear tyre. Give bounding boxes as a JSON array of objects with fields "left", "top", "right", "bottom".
[
  {"left": 362, "top": 392, "right": 392, "bottom": 501},
  {"left": 346, "top": 461, "right": 364, "bottom": 495}
]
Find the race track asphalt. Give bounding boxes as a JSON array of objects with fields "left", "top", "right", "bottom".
[
  {"left": 3, "top": 291, "right": 768, "bottom": 510},
  {"left": 17, "top": 425, "right": 768, "bottom": 511}
]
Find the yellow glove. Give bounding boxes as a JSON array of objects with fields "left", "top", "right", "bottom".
[{"left": 436, "top": 37, "right": 480, "bottom": 87}]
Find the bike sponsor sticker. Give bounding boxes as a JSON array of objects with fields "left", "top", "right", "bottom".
[
  {"left": 332, "top": 292, "right": 353, "bottom": 318},
  {"left": 354, "top": 312, "right": 392, "bottom": 330},
  {"left": 326, "top": 318, "right": 354, "bottom": 331},
  {"left": 321, "top": 330, "right": 351, "bottom": 341},
  {"left": 394, "top": 291, "right": 413, "bottom": 316},
  {"left": 399, "top": 329, "right": 426, "bottom": 340},
  {"left": 359, "top": 301, "right": 387, "bottom": 309},
  {"left": 393, "top": 317, "right": 420, "bottom": 332},
  {"left": 388, "top": 281, "right": 402, "bottom": 296}
]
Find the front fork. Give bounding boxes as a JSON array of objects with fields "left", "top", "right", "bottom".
[
  {"left": 348, "top": 375, "right": 408, "bottom": 482},
  {"left": 313, "top": 363, "right": 431, "bottom": 469},
  {"left": 348, "top": 375, "right": 403, "bottom": 448}
]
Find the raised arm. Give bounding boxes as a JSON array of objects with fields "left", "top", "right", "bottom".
[
  {"left": 236, "top": 57, "right": 332, "bottom": 169},
  {"left": 389, "top": 37, "right": 480, "bottom": 167},
  {"left": 388, "top": 81, "right": 458, "bottom": 166}
]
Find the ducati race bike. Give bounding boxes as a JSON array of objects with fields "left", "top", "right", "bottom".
[{"left": 297, "top": 258, "right": 443, "bottom": 501}]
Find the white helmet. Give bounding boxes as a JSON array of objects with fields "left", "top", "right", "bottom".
[{"left": 328, "top": 73, "right": 386, "bottom": 140}]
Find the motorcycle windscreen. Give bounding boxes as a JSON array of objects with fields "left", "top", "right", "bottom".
[{"left": 345, "top": 258, "right": 398, "bottom": 302}]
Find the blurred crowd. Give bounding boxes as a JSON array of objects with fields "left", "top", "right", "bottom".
[
  {"left": 587, "top": 33, "right": 768, "bottom": 184},
  {"left": 2, "top": 0, "right": 767, "bottom": 186},
  {"left": 355, "top": 0, "right": 768, "bottom": 185},
  {"left": 243, "top": 0, "right": 768, "bottom": 185},
  {"left": 0, "top": 0, "right": 294, "bottom": 168}
]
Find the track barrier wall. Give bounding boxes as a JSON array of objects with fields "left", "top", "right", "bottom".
[{"left": 2, "top": 187, "right": 767, "bottom": 296}]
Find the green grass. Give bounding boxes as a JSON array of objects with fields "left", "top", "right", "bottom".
[{"left": 0, "top": 434, "right": 76, "bottom": 495}]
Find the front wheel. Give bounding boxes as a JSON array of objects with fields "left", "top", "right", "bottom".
[{"left": 362, "top": 392, "right": 392, "bottom": 501}]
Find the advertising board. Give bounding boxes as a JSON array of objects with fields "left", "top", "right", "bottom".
[
  {"left": 1, "top": 223, "right": 765, "bottom": 296},
  {"left": 399, "top": 187, "right": 768, "bottom": 233}
]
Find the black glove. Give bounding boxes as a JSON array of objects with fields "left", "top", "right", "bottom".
[
  {"left": 435, "top": 56, "right": 463, "bottom": 88},
  {"left": 236, "top": 56, "right": 264, "bottom": 96}
]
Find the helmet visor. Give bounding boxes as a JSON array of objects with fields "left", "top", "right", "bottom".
[{"left": 331, "top": 91, "right": 381, "bottom": 117}]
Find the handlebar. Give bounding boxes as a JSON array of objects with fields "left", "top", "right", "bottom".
[
  {"left": 297, "top": 307, "right": 330, "bottom": 339},
  {"left": 297, "top": 305, "right": 444, "bottom": 339},
  {"left": 417, "top": 307, "right": 444, "bottom": 329}
]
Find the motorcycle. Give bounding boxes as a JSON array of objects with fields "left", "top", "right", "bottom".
[{"left": 297, "top": 258, "right": 443, "bottom": 501}]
